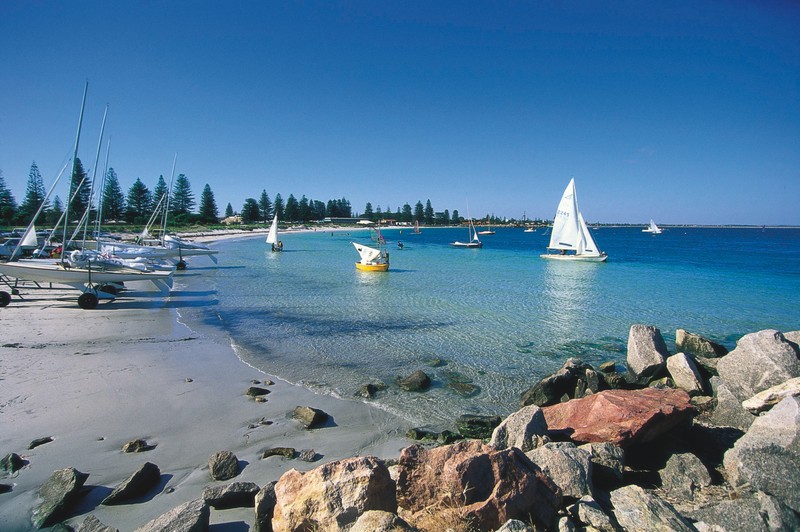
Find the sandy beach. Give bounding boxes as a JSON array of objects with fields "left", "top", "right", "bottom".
[{"left": 0, "top": 261, "right": 413, "bottom": 530}]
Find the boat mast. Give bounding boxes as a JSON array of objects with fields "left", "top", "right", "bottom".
[
  {"left": 81, "top": 104, "right": 108, "bottom": 247},
  {"left": 94, "top": 137, "right": 112, "bottom": 250},
  {"left": 160, "top": 153, "right": 177, "bottom": 241},
  {"left": 62, "top": 81, "right": 88, "bottom": 265}
]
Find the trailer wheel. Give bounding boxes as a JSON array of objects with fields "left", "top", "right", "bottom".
[
  {"left": 176, "top": 260, "right": 187, "bottom": 271},
  {"left": 78, "top": 292, "right": 99, "bottom": 310},
  {"left": 0, "top": 291, "right": 10, "bottom": 307}
]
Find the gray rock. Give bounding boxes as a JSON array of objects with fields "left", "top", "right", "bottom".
[
  {"left": 783, "top": 330, "right": 800, "bottom": 349},
  {"left": 78, "top": 514, "right": 118, "bottom": 532},
  {"left": 0, "top": 452, "right": 24, "bottom": 473},
  {"left": 686, "top": 490, "right": 800, "bottom": 532},
  {"left": 28, "top": 436, "right": 54, "bottom": 450},
  {"left": 676, "top": 329, "right": 728, "bottom": 358},
  {"left": 495, "top": 519, "right": 535, "bottom": 531},
  {"left": 349, "top": 510, "right": 415, "bottom": 531},
  {"left": 742, "top": 376, "right": 800, "bottom": 414},
  {"left": 102, "top": 462, "right": 161, "bottom": 505},
  {"left": 609, "top": 484, "right": 694, "bottom": 532},
  {"left": 246, "top": 386, "right": 270, "bottom": 397},
  {"left": 525, "top": 442, "right": 593, "bottom": 500},
  {"left": 692, "top": 355, "right": 719, "bottom": 378},
  {"left": 578, "top": 442, "right": 625, "bottom": 484},
  {"left": 134, "top": 498, "right": 209, "bottom": 532},
  {"left": 456, "top": 414, "right": 502, "bottom": 439},
  {"left": 396, "top": 369, "right": 431, "bottom": 392},
  {"left": 202, "top": 481, "right": 260, "bottom": 509},
  {"left": 520, "top": 358, "right": 600, "bottom": 407},
  {"left": 569, "top": 496, "right": 615, "bottom": 532},
  {"left": 122, "top": 439, "right": 155, "bottom": 453},
  {"left": 557, "top": 516, "right": 577, "bottom": 532},
  {"left": 261, "top": 447, "right": 296, "bottom": 459},
  {"left": 208, "top": 450, "right": 239, "bottom": 481},
  {"left": 355, "top": 383, "right": 385, "bottom": 399},
  {"left": 660, "top": 452, "right": 712, "bottom": 501},
  {"left": 716, "top": 329, "right": 800, "bottom": 402},
  {"left": 667, "top": 353, "right": 707, "bottom": 396},
  {"left": 489, "top": 404, "right": 550, "bottom": 452},
  {"left": 254, "top": 481, "right": 277, "bottom": 532},
  {"left": 707, "top": 376, "right": 756, "bottom": 431},
  {"left": 298, "top": 449, "right": 318, "bottom": 462},
  {"left": 31, "top": 467, "right": 90, "bottom": 529},
  {"left": 292, "top": 405, "right": 329, "bottom": 428},
  {"left": 723, "top": 396, "right": 800, "bottom": 512},
  {"left": 626, "top": 324, "right": 669, "bottom": 384}
]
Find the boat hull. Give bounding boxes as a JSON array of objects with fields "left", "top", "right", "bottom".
[
  {"left": 451, "top": 242, "right": 482, "bottom": 248},
  {"left": 0, "top": 261, "right": 174, "bottom": 292},
  {"left": 355, "top": 262, "right": 389, "bottom": 272},
  {"left": 540, "top": 253, "right": 608, "bottom": 262}
]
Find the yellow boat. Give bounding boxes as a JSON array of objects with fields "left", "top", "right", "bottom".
[
  {"left": 352, "top": 235, "right": 389, "bottom": 272},
  {"left": 355, "top": 261, "right": 389, "bottom": 272}
]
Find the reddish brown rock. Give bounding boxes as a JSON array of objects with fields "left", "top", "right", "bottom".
[
  {"left": 272, "top": 456, "right": 396, "bottom": 531},
  {"left": 395, "top": 440, "right": 562, "bottom": 531},
  {"left": 541, "top": 388, "right": 695, "bottom": 447}
]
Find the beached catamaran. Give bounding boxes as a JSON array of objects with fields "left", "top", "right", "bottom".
[{"left": 541, "top": 178, "right": 607, "bottom": 262}]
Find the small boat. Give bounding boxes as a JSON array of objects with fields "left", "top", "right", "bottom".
[
  {"left": 266, "top": 214, "right": 283, "bottom": 251},
  {"left": 352, "top": 242, "right": 389, "bottom": 271},
  {"left": 452, "top": 219, "right": 483, "bottom": 248},
  {"left": 477, "top": 218, "right": 495, "bottom": 235},
  {"left": 541, "top": 178, "right": 607, "bottom": 262},
  {"left": 642, "top": 219, "right": 663, "bottom": 234},
  {"left": 412, "top": 220, "right": 421, "bottom": 234},
  {"left": 523, "top": 227, "right": 536, "bottom": 233}
]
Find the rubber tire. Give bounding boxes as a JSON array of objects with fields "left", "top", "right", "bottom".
[
  {"left": 176, "top": 260, "right": 187, "bottom": 271},
  {"left": 78, "top": 292, "right": 99, "bottom": 310},
  {"left": 99, "top": 284, "right": 118, "bottom": 295},
  {"left": 0, "top": 291, "right": 10, "bottom": 307}
]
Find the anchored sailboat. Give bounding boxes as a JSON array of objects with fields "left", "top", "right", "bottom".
[
  {"left": 642, "top": 219, "right": 663, "bottom": 234},
  {"left": 541, "top": 178, "right": 607, "bottom": 262}
]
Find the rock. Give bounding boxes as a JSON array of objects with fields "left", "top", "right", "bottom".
[
  {"left": 742, "top": 376, "right": 800, "bottom": 414},
  {"left": 349, "top": 510, "right": 415, "bottom": 531},
  {"left": 489, "top": 404, "right": 550, "bottom": 452},
  {"left": 520, "top": 358, "right": 600, "bottom": 407},
  {"left": 707, "top": 376, "right": 755, "bottom": 431},
  {"left": 78, "top": 514, "right": 119, "bottom": 532},
  {"left": 395, "top": 440, "right": 562, "bottom": 531},
  {"left": 405, "top": 427, "right": 460, "bottom": 444},
  {"left": 660, "top": 452, "right": 712, "bottom": 501},
  {"left": 716, "top": 329, "right": 800, "bottom": 402},
  {"left": 246, "top": 386, "right": 270, "bottom": 397},
  {"left": 298, "top": 449, "right": 318, "bottom": 462},
  {"left": 292, "top": 405, "right": 329, "bottom": 428},
  {"left": 609, "top": 484, "right": 694, "bottom": 531},
  {"left": 134, "top": 498, "right": 209, "bottom": 532},
  {"left": 626, "top": 324, "right": 669, "bottom": 384},
  {"left": 723, "top": 396, "right": 800, "bottom": 512},
  {"left": 101, "top": 462, "right": 161, "bottom": 505},
  {"left": 272, "top": 456, "right": 396, "bottom": 531},
  {"left": 578, "top": 442, "right": 625, "bottom": 485},
  {"left": 456, "top": 414, "right": 502, "bottom": 439},
  {"left": 31, "top": 467, "right": 90, "bottom": 529},
  {"left": 542, "top": 388, "right": 695, "bottom": 447},
  {"left": 356, "top": 383, "right": 385, "bottom": 399},
  {"left": 122, "top": 439, "right": 155, "bottom": 453},
  {"left": 496, "top": 519, "right": 535, "bottom": 531},
  {"left": 667, "top": 353, "right": 707, "bottom": 396},
  {"left": 0, "top": 484, "right": 11, "bottom": 494},
  {"left": 396, "top": 370, "right": 431, "bottom": 392},
  {"left": 202, "top": 481, "right": 260, "bottom": 509},
  {"left": 0, "top": 452, "right": 25, "bottom": 473},
  {"left": 568, "top": 496, "right": 615, "bottom": 532},
  {"left": 692, "top": 355, "right": 719, "bottom": 378},
  {"left": 525, "top": 442, "right": 593, "bottom": 500},
  {"left": 254, "top": 481, "right": 277, "bottom": 532},
  {"left": 29, "top": 436, "right": 54, "bottom": 450},
  {"left": 676, "top": 329, "right": 728, "bottom": 358},
  {"left": 208, "top": 450, "right": 239, "bottom": 481},
  {"left": 686, "top": 491, "right": 800, "bottom": 532},
  {"left": 261, "top": 447, "right": 296, "bottom": 459},
  {"left": 598, "top": 361, "right": 617, "bottom": 373}
]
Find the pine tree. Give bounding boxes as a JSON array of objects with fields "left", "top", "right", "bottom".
[
  {"left": 452, "top": 209, "right": 460, "bottom": 224},
  {"left": 153, "top": 175, "right": 169, "bottom": 212},
  {"left": 125, "top": 178, "right": 152, "bottom": 223},
  {"left": 47, "top": 196, "right": 63, "bottom": 226},
  {"left": 401, "top": 203, "right": 413, "bottom": 223},
  {"left": 170, "top": 174, "right": 195, "bottom": 215},
  {"left": 424, "top": 199, "right": 434, "bottom": 225},
  {"left": 198, "top": 184, "right": 219, "bottom": 224},
  {"left": 363, "top": 202, "right": 374, "bottom": 221},
  {"left": 68, "top": 158, "right": 91, "bottom": 221},
  {"left": 414, "top": 201, "right": 424, "bottom": 222},
  {"left": 241, "top": 198, "right": 260, "bottom": 223},
  {"left": 225, "top": 203, "right": 234, "bottom": 217},
  {"left": 284, "top": 194, "right": 298, "bottom": 222},
  {"left": 0, "top": 169, "right": 17, "bottom": 225},
  {"left": 273, "top": 193, "right": 284, "bottom": 221},
  {"left": 101, "top": 168, "right": 125, "bottom": 222},
  {"left": 19, "top": 161, "right": 48, "bottom": 223},
  {"left": 258, "top": 190, "right": 272, "bottom": 222}
]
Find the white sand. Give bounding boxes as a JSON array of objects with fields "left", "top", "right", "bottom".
[{"left": 0, "top": 278, "right": 413, "bottom": 530}]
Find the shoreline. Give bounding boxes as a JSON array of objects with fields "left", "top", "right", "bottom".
[{"left": 0, "top": 281, "right": 413, "bottom": 530}]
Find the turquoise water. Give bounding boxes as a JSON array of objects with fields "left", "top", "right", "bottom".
[{"left": 177, "top": 226, "right": 800, "bottom": 427}]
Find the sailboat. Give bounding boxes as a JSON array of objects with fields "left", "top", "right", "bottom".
[
  {"left": 451, "top": 219, "right": 483, "bottom": 248},
  {"left": 541, "top": 178, "right": 607, "bottom": 262},
  {"left": 477, "top": 217, "right": 495, "bottom": 235},
  {"left": 352, "top": 227, "right": 389, "bottom": 271},
  {"left": 642, "top": 219, "right": 663, "bottom": 234},
  {"left": 412, "top": 220, "right": 421, "bottom": 234},
  {"left": 266, "top": 214, "right": 283, "bottom": 251}
]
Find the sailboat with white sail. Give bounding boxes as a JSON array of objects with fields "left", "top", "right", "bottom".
[
  {"left": 642, "top": 219, "right": 663, "bottom": 234},
  {"left": 266, "top": 214, "right": 283, "bottom": 251},
  {"left": 451, "top": 218, "right": 483, "bottom": 248},
  {"left": 541, "top": 178, "right": 607, "bottom": 262},
  {"left": 352, "top": 227, "right": 389, "bottom": 271}
]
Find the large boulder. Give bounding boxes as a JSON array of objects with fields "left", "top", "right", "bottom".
[
  {"left": 396, "top": 370, "right": 431, "bottom": 392},
  {"left": 707, "top": 376, "right": 755, "bottom": 431},
  {"left": 203, "top": 481, "right": 260, "bottom": 509},
  {"left": 101, "top": 462, "right": 161, "bottom": 505},
  {"left": 520, "top": 358, "right": 600, "bottom": 407},
  {"left": 395, "top": 440, "right": 562, "bottom": 531},
  {"left": 489, "top": 404, "right": 550, "bottom": 452},
  {"left": 609, "top": 484, "right": 694, "bottom": 531},
  {"left": 675, "top": 329, "right": 728, "bottom": 358},
  {"left": 723, "top": 396, "right": 800, "bottom": 512},
  {"left": 525, "top": 442, "right": 593, "bottom": 500},
  {"left": 272, "top": 456, "right": 396, "bottom": 531},
  {"left": 626, "top": 325, "right": 669, "bottom": 384},
  {"left": 541, "top": 388, "right": 695, "bottom": 447},
  {"left": 253, "top": 481, "right": 277, "bottom": 532},
  {"left": 292, "top": 405, "right": 329, "bottom": 428},
  {"left": 686, "top": 491, "right": 800, "bottom": 532},
  {"left": 31, "top": 467, "right": 90, "bottom": 529},
  {"left": 659, "top": 452, "right": 712, "bottom": 501},
  {"left": 578, "top": 442, "right": 625, "bottom": 485},
  {"left": 666, "top": 353, "right": 707, "bottom": 396},
  {"left": 134, "top": 498, "right": 209, "bottom": 532},
  {"left": 349, "top": 510, "right": 414, "bottom": 532},
  {"left": 77, "top": 514, "right": 118, "bottom": 532},
  {"left": 742, "top": 376, "right": 800, "bottom": 414},
  {"left": 716, "top": 329, "right": 800, "bottom": 402},
  {"left": 208, "top": 450, "right": 239, "bottom": 481}
]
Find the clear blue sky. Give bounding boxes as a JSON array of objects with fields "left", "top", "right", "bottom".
[{"left": 1, "top": 1, "right": 798, "bottom": 225}]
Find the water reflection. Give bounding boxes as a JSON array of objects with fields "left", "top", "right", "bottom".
[{"left": 541, "top": 260, "right": 600, "bottom": 342}]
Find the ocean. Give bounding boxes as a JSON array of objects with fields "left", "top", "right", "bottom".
[{"left": 176, "top": 226, "right": 800, "bottom": 428}]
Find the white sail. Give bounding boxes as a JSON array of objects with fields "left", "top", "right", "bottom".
[
  {"left": 20, "top": 224, "right": 38, "bottom": 248},
  {"left": 471, "top": 221, "right": 481, "bottom": 243},
  {"left": 547, "top": 178, "right": 583, "bottom": 251},
  {"left": 352, "top": 242, "right": 382, "bottom": 264},
  {"left": 266, "top": 214, "right": 279, "bottom": 244},
  {"left": 578, "top": 212, "right": 601, "bottom": 257}
]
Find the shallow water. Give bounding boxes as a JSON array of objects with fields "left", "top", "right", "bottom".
[{"left": 177, "top": 226, "right": 800, "bottom": 427}]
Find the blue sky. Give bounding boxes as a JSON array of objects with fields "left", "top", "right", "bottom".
[{"left": 1, "top": 1, "right": 798, "bottom": 225}]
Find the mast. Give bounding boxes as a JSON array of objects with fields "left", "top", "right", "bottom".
[
  {"left": 160, "top": 153, "right": 178, "bottom": 241},
  {"left": 81, "top": 104, "right": 108, "bottom": 247},
  {"left": 62, "top": 81, "right": 88, "bottom": 265}
]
